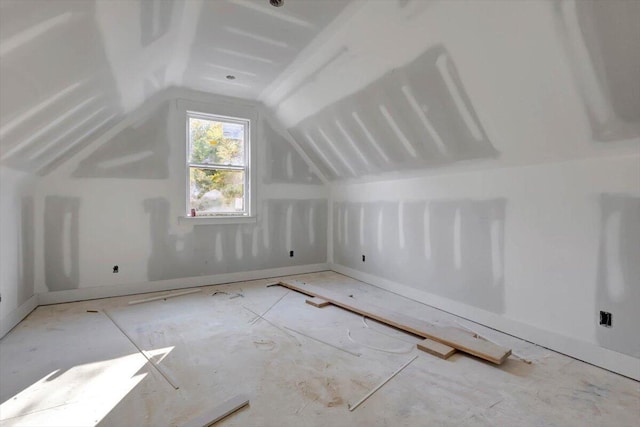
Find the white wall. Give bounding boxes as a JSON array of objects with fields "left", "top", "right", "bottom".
[
  {"left": 33, "top": 88, "right": 329, "bottom": 301},
  {"left": 305, "top": 0, "right": 640, "bottom": 379},
  {"left": 331, "top": 153, "right": 639, "bottom": 379},
  {"left": 0, "top": 167, "right": 37, "bottom": 335}
]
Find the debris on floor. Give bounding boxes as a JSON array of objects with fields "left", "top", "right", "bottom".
[{"left": 128, "top": 288, "right": 201, "bottom": 305}]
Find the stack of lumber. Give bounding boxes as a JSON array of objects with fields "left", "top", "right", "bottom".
[{"left": 279, "top": 280, "right": 511, "bottom": 364}]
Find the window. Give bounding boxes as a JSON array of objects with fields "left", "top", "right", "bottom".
[{"left": 187, "top": 112, "right": 251, "bottom": 217}]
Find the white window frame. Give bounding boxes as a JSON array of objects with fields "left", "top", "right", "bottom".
[{"left": 178, "top": 99, "right": 257, "bottom": 225}]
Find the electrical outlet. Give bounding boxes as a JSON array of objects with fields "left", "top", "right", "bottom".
[
  {"left": 362, "top": 255, "right": 366, "bottom": 262},
  {"left": 289, "top": 250, "right": 294, "bottom": 258},
  {"left": 113, "top": 265, "right": 119, "bottom": 273},
  {"left": 599, "top": 311, "right": 612, "bottom": 327}
]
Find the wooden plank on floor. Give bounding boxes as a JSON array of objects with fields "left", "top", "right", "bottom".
[
  {"left": 305, "top": 297, "right": 331, "bottom": 308},
  {"left": 278, "top": 280, "right": 511, "bottom": 364},
  {"left": 182, "top": 394, "right": 249, "bottom": 427},
  {"left": 417, "top": 339, "right": 456, "bottom": 359}
]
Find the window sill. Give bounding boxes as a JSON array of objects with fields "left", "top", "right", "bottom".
[{"left": 178, "top": 216, "right": 257, "bottom": 225}]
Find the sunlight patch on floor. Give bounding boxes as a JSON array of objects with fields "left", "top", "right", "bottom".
[{"left": 0, "top": 347, "right": 173, "bottom": 426}]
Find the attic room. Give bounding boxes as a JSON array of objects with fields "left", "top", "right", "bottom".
[{"left": 0, "top": 0, "right": 638, "bottom": 425}]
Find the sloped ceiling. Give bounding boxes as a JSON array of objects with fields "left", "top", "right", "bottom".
[
  {"left": 1, "top": 0, "right": 638, "bottom": 179},
  {"left": 264, "top": 0, "right": 640, "bottom": 181},
  {"left": 0, "top": 0, "right": 351, "bottom": 174}
]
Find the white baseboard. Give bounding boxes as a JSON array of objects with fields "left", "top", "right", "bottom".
[
  {"left": 0, "top": 294, "right": 39, "bottom": 339},
  {"left": 331, "top": 263, "right": 640, "bottom": 381},
  {"left": 38, "top": 263, "right": 329, "bottom": 306}
]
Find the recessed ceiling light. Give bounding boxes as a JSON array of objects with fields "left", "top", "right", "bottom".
[{"left": 226, "top": 75, "right": 236, "bottom": 80}]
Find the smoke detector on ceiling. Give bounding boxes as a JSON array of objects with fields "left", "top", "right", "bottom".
[{"left": 270, "top": 0, "right": 284, "bottom": 7}]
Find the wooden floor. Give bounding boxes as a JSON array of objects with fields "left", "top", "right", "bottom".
[{"left": 1, "top": 271, "right": 638, "bottom": 426}]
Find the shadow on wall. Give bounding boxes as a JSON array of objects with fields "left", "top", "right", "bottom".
[
  {"left": 144, "top": 198, "right": 327, "bottom": 281},
  {"left": 555, "top": 0, "right": 640, "bottom": 142},
  {"left": 334, "top": 199, "right": 506, "bottom": 313},
  {"left": 72, "top": 102, "right": 172, "bottom": 179},
  {"left": 289, "top": 44, "right": 498, "bottom": 180},
  {"left": 596, "top": 194, "right": 640, "bottom": 358},
  {"left": 262, "top": 119, "right": 322, "bottom": 185},
  {"left": 44, "top": 196, "right": 80, "bottom": 291},
  {"left": 0, "top": 0, "right": 121, "bottom": 174}
]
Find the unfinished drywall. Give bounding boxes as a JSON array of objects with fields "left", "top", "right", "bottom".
[
  {"left": 596, "top": 194, "right": 640, "bottom": 358},
  {"left": 288, "top": 44, "right": 497, "bottom": 180},
  {"left": 555, "top": 0, "right": 640, "bottom": 142},
  {"left": 259, "top": 0, "right": 640, "bottom": 376},
  {"left": 145, "top": 198, "right": 326, "bottom": 281},
  {"left": 181, "top": 0, "right": 350, "bottom": 99},
  {"left": 331, "top": 153, "right": 640, "bottom": 377},
  {"left": 263, "top": 119, "right": 322, "bottom": 185},
  {"left": 0, "top": 0, "right": 122, "bottom": 174},
  {"left": 0, "top": 167, "right": 37, "bottom": 328},
  {"left": 43, "top": 196, "right": 80, "bottom": 291},
  {"left": 333, "top": 198, "right": 506, "bottom": 313},
  {"left": 0, "top": 0, "right": 352, "bottom": 176},
  {"left": 71, "top": 102, "right": 171, "bottom": 179},
  {"left": 266, "top": 0, "right": 639, "bottom": 182},
  {"left": 34, "top": 89, "right": 328, "bottom": 293}
]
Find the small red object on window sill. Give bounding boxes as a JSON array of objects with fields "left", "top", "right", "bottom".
[{"left": 190, "top": 208, "right": 197, "bottom": 217}]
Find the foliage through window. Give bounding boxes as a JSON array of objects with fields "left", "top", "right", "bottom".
[{"left": 187, "top": 112, "right": 250, "bottom": 216}]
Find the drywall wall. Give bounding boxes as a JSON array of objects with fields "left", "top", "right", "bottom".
[
  {"left": 299, "top": 0, "right": 640, "bottom": 378},
  {"left": 334, "top": 198, "right": 506, "bottom": 313},
  {"left": 0, "top": 167, "right": 37, "bottom": 333},
  {"left": 288, "top": 44, "right": 498, "bottom": 180},
  {"left": 331, "top": 153, "right": 640, "bottom": 378},
  {"left": 265, "top": 0, "right": 639, "bottom": 181},
  {"left": 555, "top": 0, "right": 640, "bottom": 142},
  {"left": 34, "top": 88, "right": 328, "bottom": 295}
]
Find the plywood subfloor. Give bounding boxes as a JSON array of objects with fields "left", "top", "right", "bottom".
[{"left": 0, "top": 271, "right": 638, "bottom": 426}]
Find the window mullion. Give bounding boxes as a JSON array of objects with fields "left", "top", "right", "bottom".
[{"left": 189, "top": 163, "right": 245, "bottom": 171}]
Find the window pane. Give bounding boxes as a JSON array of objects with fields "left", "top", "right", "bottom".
[
  {"left": 189, "top": 117, "right": 245, "bottom": 166},
  {"left": 189, "top": 168, "right": 245, "bottom": 215}
]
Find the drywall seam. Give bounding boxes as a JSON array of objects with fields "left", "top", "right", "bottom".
[
  {"left": 259, "top": 0, "right": 366, "bottom": 105},
  {"left": 165, "top": 0, "right": 204, "bottom": 87},
  {"left": 327, "top": 193, "right": 334, "bottom": 263},
  {"left": 0, "top": 294, "right": 38, "bottom": 339},
  {"left": 40, "top": 91, "right": 172, "bottom": 178},
  {"left": 38, "top": 263, "right": 328, "bottom": 305},
  {"left": 330, "top": 263, "right": 640, "bottom": 381},
  {"left": 260, "top": 106, "right": 329, "bottom": 184}
]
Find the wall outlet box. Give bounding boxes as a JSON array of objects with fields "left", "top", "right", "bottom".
[{"left": 599, "top": 311, "right": 612, "bottom": 327}]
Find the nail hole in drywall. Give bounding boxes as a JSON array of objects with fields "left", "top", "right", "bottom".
[
  {"left": 289, "top": 250, "right": 294, "bottom": 258},
  {"left": 599, "top": 311, "right": 612, "bottom": 327},
  {"left": 113, "top": 265, "right": 119, "bottom": 273}
]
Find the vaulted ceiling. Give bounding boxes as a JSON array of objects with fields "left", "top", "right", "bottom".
[
  {"left": 0, "top": 0, "right": 350, "bottom": 174},
  {"left": 1, "top": 0, "right": 638, "bottom": 178}
]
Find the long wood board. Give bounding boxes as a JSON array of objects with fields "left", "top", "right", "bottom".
[
  {"left": 182, "top": 394, "right": 249, "bottom": 427},
  {"left": 279, "top": 280, "right": 511, "bottom": 364}
]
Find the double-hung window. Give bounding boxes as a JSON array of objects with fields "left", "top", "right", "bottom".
[{"left": 187, "top": 112, "right": 251, "bottom": 217}]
